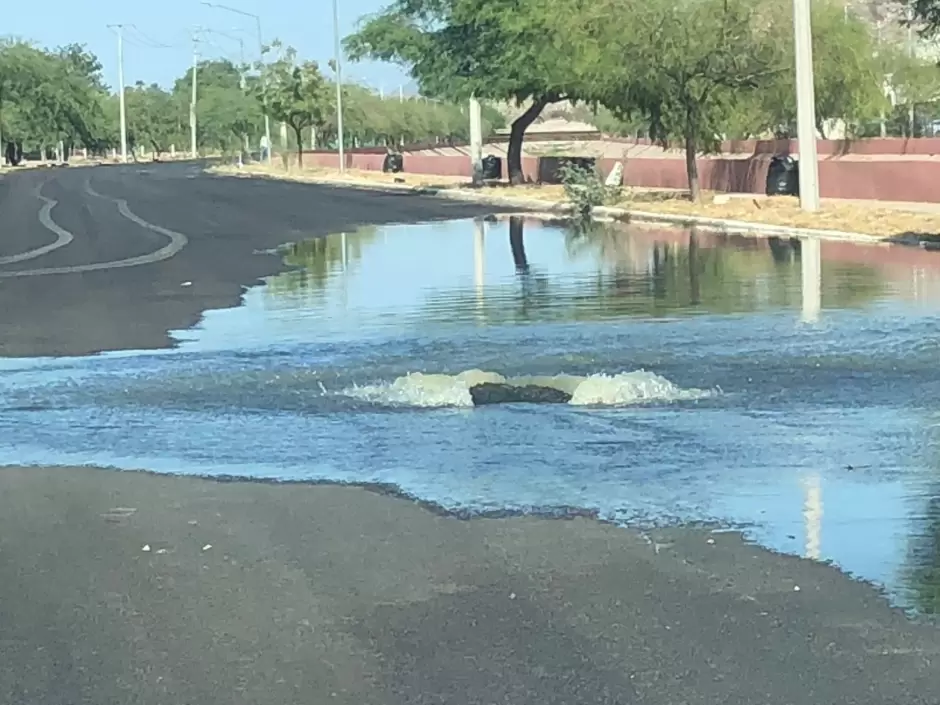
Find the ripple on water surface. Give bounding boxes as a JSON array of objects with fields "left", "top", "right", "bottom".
[{"left": 5, "top": 215, "right": 940, "bottom": 614}]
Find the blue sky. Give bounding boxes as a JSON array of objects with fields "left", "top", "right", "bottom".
[{"left": 6, "top": 0, "right": 414, "bottom": 92}]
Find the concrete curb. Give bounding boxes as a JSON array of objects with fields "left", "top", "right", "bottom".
[{"left": 214, "top": 167, "right": 889, "bottom": 245}]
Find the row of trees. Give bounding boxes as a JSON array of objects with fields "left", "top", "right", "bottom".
[
  {"left": 7, "top": 0, "right": 940, "bottom": 198},
  {"left": 0, "top": 38, "right": 505, "bottom": 165},
  {"left": 344, "top": 0, "right": 940, "bottom": 198}
]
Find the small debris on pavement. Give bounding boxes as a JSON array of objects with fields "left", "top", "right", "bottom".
[
  {"left": 707, "top": 538, "right": 716, "bottom": 545},
  {"left": 181, "top": 281, "right": 192, "bottom": 287},
  {"left": 793, "top": 585, "right": 801, "bottom": 592},
  {"left": 202, "top": 544, "right": 212, "bottom": 551},
  {"left": 142, "top": 544, "right": 151, "bottom": 552}
]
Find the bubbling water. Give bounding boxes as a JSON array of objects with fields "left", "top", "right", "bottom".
[{"left": 342, "top": 368, "right": 713, "bottom": 408}]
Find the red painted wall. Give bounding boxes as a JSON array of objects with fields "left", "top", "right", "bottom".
[{"left": 301, "top": 138, "right": 940, "bottom": 203}]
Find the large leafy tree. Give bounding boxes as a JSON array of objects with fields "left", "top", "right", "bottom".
[
  {"left": 344, "top": 0, "right": 594, "bottom": 184},
  {"left": 750, "top": 0, "right": 887, "bottom": 138},
  {"left": 593, "top": 0, "right": 782, "bottom": 201},
  {"left": 0, "top": 39, "right": 112, "bottom": 154},
  {"left": 122, "top": 82, "right": 184, "bottom": 156},
  {"left": 173, "top": 58, "right": 263, "bottom": 155},
  {"left": 255, "top": 42, "right": 329, "bottom": 167}
]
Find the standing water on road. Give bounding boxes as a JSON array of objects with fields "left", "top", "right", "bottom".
[{"left": 3, "top": 215, "right": 940, "bottom": 613}]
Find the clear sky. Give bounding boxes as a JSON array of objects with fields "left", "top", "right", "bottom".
[{"left": 6, "top": 0, "right": 414, "bottom": 93}]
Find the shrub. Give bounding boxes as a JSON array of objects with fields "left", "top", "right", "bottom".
[{"left": 557, "top": 161, "right": 623, "bottom": 218}]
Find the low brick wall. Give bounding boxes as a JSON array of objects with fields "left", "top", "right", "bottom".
[{"left": 302, "top": 139, "right": 940, "bottom": 203}]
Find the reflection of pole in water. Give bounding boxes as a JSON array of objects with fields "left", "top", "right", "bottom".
[
  {"left": 802, "top": 474, "right": 823, "bottom": 560},
  {"left": 800, "top": 237, "right": 821, "bottom": 323},
  {"left": 341, "top": 232, "right": 348, "bottom": 273},
  {"left": 474, "top": 219, "right": 486, "bottom": 321}
]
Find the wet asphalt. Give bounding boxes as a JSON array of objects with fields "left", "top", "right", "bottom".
[{"left": 0, "top": 162, "right": 939, "bottom": 704}]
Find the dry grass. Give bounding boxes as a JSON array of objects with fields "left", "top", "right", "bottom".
[
  {"left": 210, "top": 163, "right": 940, "bottom": 238},
  {"left": 616, "top": 191, "right": 940, "bottom": 237},
  {"left": 213, "top": 163, "right": 469, "bottom": 189}
]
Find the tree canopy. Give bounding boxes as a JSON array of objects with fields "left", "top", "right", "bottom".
[
  {"left": 344, "top": 0, "right": 598, "bottom": 183},
  {"left": 0, "top": 37, "right": 502, "bottom": 162},
  {"left": 4, "top": 0, "right": 940, "bottom": 201}
]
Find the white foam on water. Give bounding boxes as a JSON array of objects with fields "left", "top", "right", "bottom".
[
  {"left": 568, "top": 371, "right": 709, "bottom": 406},
  {"left": 342, "top": 369, "right": 711, "bottom": 408}
]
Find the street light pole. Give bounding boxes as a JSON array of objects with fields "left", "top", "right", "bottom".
[
  {"left": 332, "top": 0, "right": 346, "bottom": 174},
  {"left": 469, "top": 96, "right": 483, "bottom": 184},
  {"left": 793, "top": 0, "right": 820, "bottom": 212},
  {"left": 108, "top": 24, "right": 129, "bottom": 163},
  {"left": 201, "top": 2, "right": 272, "bottom": 164},
  {"left": 190, "top": 29, "right": 200, "bottom": 159}
]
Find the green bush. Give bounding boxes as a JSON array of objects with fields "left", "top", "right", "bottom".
[{"left": 557, "top": 161, "right": 623, "bottom": 218}]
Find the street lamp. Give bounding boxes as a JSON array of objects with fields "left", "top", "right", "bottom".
[
  {"left": 201, "top": 2, "right": 273, "bottom": 164},
  {"left": 792, "top": 0, "right": 821, "bottom": 211},
  {"left": 332, "top": 0, "right": 346, "bottom": 174}
]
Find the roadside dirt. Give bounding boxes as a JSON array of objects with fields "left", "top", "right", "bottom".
[{"left": 211, "top": 163, "right": 940, "bottom": 238}]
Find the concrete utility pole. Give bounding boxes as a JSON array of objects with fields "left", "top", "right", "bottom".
[
  {"left": 190, "top": 29, "right": 200, "bottom": 158},
  {"left": 792, "top": 0, "right": 821, "bottom": 212},
  {"left": 202, "top": 2, "right": 272, "bottom": 164},
  {"left": 469, "top": 96, "right": 483, "bottom": 184},
  {"left": 332, "top": 0, "right": 346, "bottom": 174},
  {"left": 908, "top": 6, "right": 917, "bottom": 136},
  {"left": 108, "top": 24, "right": 129, "bottom": 163}
]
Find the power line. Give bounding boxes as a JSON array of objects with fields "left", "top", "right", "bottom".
[{"left": 127, "top": 26, "right": 178, "bottom": 49}]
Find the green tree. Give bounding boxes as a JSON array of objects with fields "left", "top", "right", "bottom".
[
  {"left": 752, "top": 1, "right": 887, "bottom": 138},
  {"left": 255, "top": 42, "right": 328, "bottom": 167},
  {"left": 344, "top": 0, "right": 593, "bottom": 184},
  {"left": 0, "top": 39, "right": 112, "bottom": 155},
  {"left": 594, "top": 0, "right": 781, "bottom": 201},
  {"left": 123, "top": 82, "right": 183, "bottom": 156}
]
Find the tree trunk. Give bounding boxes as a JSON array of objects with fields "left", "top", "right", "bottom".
[
  {"left": 293, "top": 126, "right": 304, "bottom": 169},
  {"left": 509, "top": 216, "right": 529, "bottom": 273},
  {"left": 684, "top": 130, "right": 700, "bottom": 202},
  {"left": 508, "top": 95, "right": 555, "bottom": 185}
]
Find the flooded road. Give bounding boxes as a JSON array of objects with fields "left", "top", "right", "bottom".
[{"left": 4, "top": 215, "right": 940, "bottom": 614}]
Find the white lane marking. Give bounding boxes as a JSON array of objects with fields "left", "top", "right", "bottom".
[
  {"left": 0, "top": 181, "right": 75, "bottom": 265},
  {"left": 0, "top": 177, "right": 189, "bottom": 278}
]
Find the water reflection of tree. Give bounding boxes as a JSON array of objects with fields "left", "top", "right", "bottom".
[
  {"left": 265, "top": 226, "right": 379, "bottom": 302},
  {"left": 509, "top": 216, "right": 530, "bottom": 274},
  {"left": 421, "top": 220, "right": 886, "bottom": 325}
]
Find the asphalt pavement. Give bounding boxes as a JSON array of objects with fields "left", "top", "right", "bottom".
[
  {"left": 0, "top": 161, "right": 508, "bottom": 357},
  {"left": 1, "top": 162, "right": 939, "bottom": 705}
]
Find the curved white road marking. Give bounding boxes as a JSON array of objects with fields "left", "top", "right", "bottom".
[
  {"left": 0, "top": 181, "right": 75, "bottom": 265},
  {"left": 0, "top": 177, "right": 189, "bottom": 278}
]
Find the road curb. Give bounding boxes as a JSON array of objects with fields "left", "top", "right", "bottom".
[{"left": 214, "top": 168, "right": 888, "bottom": 245}]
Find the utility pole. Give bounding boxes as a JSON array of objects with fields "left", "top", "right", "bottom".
[
  {"left": 332, "top": 0, "right": 346, "bottom": 174},
  {"left": 908, "top": 6, "right": 916, "bottom": 137},
  {"left": 792, "top": 0, "right": 820, "bottom": 212},
  {"left": 190, "top": 29, "right": 200, "bottom": 159},
  {"left": 469, "top": 96, "right": 483, "bottom": 184},
  {"left": 108, "top": 25, "right": 129, "bottom": 163}
]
